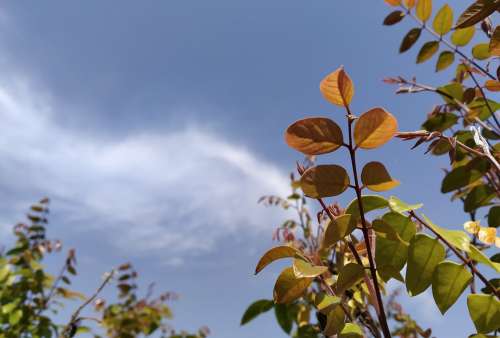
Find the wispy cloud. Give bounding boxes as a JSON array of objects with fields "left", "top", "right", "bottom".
[{"left": 0, "top": 74, "right": 291, "bottom": 263}]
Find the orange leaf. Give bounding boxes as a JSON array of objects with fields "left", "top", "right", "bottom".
[
  {"left": 285, "top": 117, "right": 344, "bottom": 155},
  {"left": 320, "top": 67, "right": 354, "bottom": 107},
  {"left": 354, "top": 108, "right": 398, "bottom": 149}
]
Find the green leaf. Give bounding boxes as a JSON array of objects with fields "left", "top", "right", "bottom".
[
  {"left": 468, "top": 245, "right": 500, "bottom": 273},
  {"left": 274, "top": 303, "right": 294, "bottom": 334},
  {"left": 376, "top": 212, "right": 416, "bottom": 281},
  {"left": 383, "top": 10, "right": 405, "bottom": 25},
  {"left": 472, "top": 43, "right": 491, "bottom": 60},
  {"left": 437, "top": 82, "right": 464, "bottom": 104},
  {"left": 372, "top": 219, "right": 408, "bottom": 245},
  {"left": 451, "top": 26, "right": 475, "bottom": 46},
  {"left": 433, "top": 4, "right": 453, "bottom": 35},
  {"left": 300, "top": 165, "right": 350, "bottom": 198},
  {"left": 406, "top": 234, "right": 446, "bottom": 296},
  {"left": 378, "top": 265, "right": 405, "bottom": 283},
  {"left": 435, "top": 51, "right": 455, "bottom": 72},
  {"left": 467, "top": 294, "right": 500, "bottom": 333},
  {"left": 324, "top": 305, "right": 345, "bottom": 336},
  {"left": 255, "top": 245, "right": 305, "bottom": 274},
  {"left": 432, "top": 261, "right": 472, "bottom": 314},
  {"left": 422, "top": 214, "right": 470, "bottom": 252},
  {"left": 400, "top": 28, "right": 422, "bottom": 53},
  {"left": 293, "top": 259, "right": 328, "bottom": 278},
  {"left": 322, "top": 214, "right": 356, "bottom": 249},
  {"left": 345, "top": 195, "right": 388, "bottom": 218},
  {"left": 388, "top": 196, "right": 423, "bottom": 213},
  {"left": 273, "top": 267, "right": 313, "bottom": 304},
  {"left": 339, "top": 323, "right": 364, "bottom": 338},
  {"left": 335, "top": 263, "right": 365, "bottom": 295},
  {"left": 468, "top": 98, "right": 500, "bottom": 121},
  {"left": 455, "top": 0, "right": 499, "bottom": 29},
  {"left": 417, "top": 41, "right": 439, "bottom": 63},
  {"left": 9, "top": 309, "right": 22, "bottom": 326},
  {"left": 416, "top": 0, "right": 432, "bottom": 22},
  {"left": 240, "top": 300, "right": 274, "bottom": 325},
  {"left": 2, "top": 301, "right": 18, "bottom": 314},
  {"left": 442, "top": 158, "right": 490, "bottom": 193},
  {"left": 464, "top": 185, "right": 495, "bottom": 212},
  {"left": 422, "top": 112, "right": 458, "bottom": 132},
  {"left": 488, "top": 206, "right": 499, "bottom": 227}
]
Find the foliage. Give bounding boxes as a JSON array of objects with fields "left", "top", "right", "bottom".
[
  {"left": 242, "top": 1, "right": 500, "bottom": 335},
  {"left": 0, "top": 198, "right": 208, "bottom": 338}
]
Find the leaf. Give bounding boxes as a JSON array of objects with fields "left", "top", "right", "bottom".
[
  {"left": 441, "top": 158, "right": 490, "bottom": 193},
  {"left": 274, "top": 267, "right": 313, "bottom": 304},
  {"left": 324, "top": 305, "right": 345, "bottom": 336},
  {"left": 405, "top": 0, "right": 416, "bottom": 8},
  {"left": 422, "top": 112, "right": 458, "bottom": 132},
  {"left": 417, "top": 41, "right": 439, "bottom": 63},
  {"left": 372, "top": 219, "right": 408, "bottom": 245},
  {"left": 322, "top": 214, "right": 356, "bottom": 249},
  {"left": 438, "top": 82, "right": 464, "bottom": 104},
  {"left": 335, "top": 263, "right": 365, "bottom": 294},
  {"left": 384, "top": 0, "right": 401, "bottom": 5},
  {"left": 472, "top": 43, "right": 491, "bottom": 60},
  {"left": 9, "top": 309, "right": 22, "bottom": 326},
  {"left": 432, "top": 261, "right": 472, "bottom": 314},
  {"left": 375, "top": 212, "right": 417, "bottom": 281},
  {"left": 315, "top": 293, "right": 341, "bottom": 313},
  {"left": 275, "top": 303, "right": 294, "bottom": 334},
  {"left": 345, "top": 195, "right": 388, "bottom": 218},
  {"left": 388, "top": 196, "right": 423, "bottom": 213},
  {"left": 255, "top": 245, "right": 305, "bottom": 274},
  {"left": 300, "top": 165, "right": 350, "bottom": 198},
  {"left": 400, "top": 28, "right": 422, "bottom": 53},
  {"left": 467, "top": 294, "right": 500, "bottom": 333},
  {"left": 320, "top": 66, "right": 354, "bottom": 107},
  {"left": 293, "top": 259, "right": 328, "bottom": 278},
  {"left": 241, "top": 299, "right": 274, "bottom": 325},
  {"left": 455, "top": 0, "right": 500, "bottom": 29},
  {"left": 354, "top": 107, "right": 398, "bottom": 149},
  {"left": 285, "top": 117, "right": 344, "bottom": 155},
  {"left": 433, "top": 4, "right": 453, "bottom": 35},
  {"left": 339, "top": 323, "right": 364, "bottom": 338},
  {"left": 422, "top": 214, "right": 471, "bottom": 252},
  {"left": 490, "top": 26, "right": 500, "bottom": 57},
  {"left": 406, "top": 234, "right": 446, "bottom": 296},
  {"left": 383, "top": 10, "right": 405, "bottom": 25},
  {"left": 361, "top": 161, "right": 400, "bottom": 192},
  {"left": 488, "top": 206, "right": 499, "bottom": 227},
  {"left": 451, "top": 26, "right": 476, "bottom": 46},
  {"left": 464, "top": 185, "right": 495, "bottom": 212},
  {"left": 435, "top": 51, "right": 455, "bottom": 72},
  {"left": 416, "top": 0, "right": 432, "bottom": 22},
  {"left": 378, "top": 265, "right": 405, "bottom": 283},
  {"left": 484, "top": 80, "right": 500, "bottom": 92},
  {"left": 469, "top": 245, "right": 500, "bottom": 273}
]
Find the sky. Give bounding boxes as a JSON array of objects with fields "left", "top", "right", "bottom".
[{"left": 0, "top": 1, "right": 495, "bottom": 337}]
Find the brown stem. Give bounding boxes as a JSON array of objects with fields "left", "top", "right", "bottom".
[
  {"left": 345, "top": 109, "right": 392, "bottom": 338},
  {"left": 409, "top": 211, "right": 499, "bottom": 299}
]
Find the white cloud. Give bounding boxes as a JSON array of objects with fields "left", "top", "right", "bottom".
[{"left": 0, "top": 75, "right": 291, "bottom": 262}]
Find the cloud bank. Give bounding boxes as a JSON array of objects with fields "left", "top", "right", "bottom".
[{"left": 0, "top": 75, "right": 291, "bottom": 263}]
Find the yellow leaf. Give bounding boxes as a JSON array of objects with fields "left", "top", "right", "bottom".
[
  {"left": 292, "top": 259, "right": 328, "bottom": 278},
  {"left": 354, "top": 107, "right": 398, "bottom": 149},
  {"left": 255, "top": 245, "right": 305, "bottom": 274},
  {"left": 433, "top": 4, "right": 453, "bottom": 35},
  {"left": 273, "top": 267, "right": 313, "bottom": 304},
  {"left": 384, "top": 0, "right": 401, "bottom": 6},
  {"left": 285, "top": 117, "right": 344, "bottom": 155},
  {"left": 320, "top": 66, "right": 354, "bottom": 107},
  {"left": 478, "top": 227, "right": 496, "bottom": 245},
  {"left": 484, "top": 80, "right": 500, "bottom": 92},
  {"left": 416, "top": 0, "right": 432, "bottom": 22},
  {"left": 361, "top": 161, "right": 400, "bottom": 192},
  {"left": 451, "top": 26, "right": 475, "bottom": 46},
  {"left": 322, "top": 214, "right": 356, "bottom": 249},
  {"left": 300, "top": 165, "right": 350, "bottom": 198}
]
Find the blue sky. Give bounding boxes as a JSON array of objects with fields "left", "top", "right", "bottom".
[{"left": 0, "top": 1, "right": 493, "bottom": 337}]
